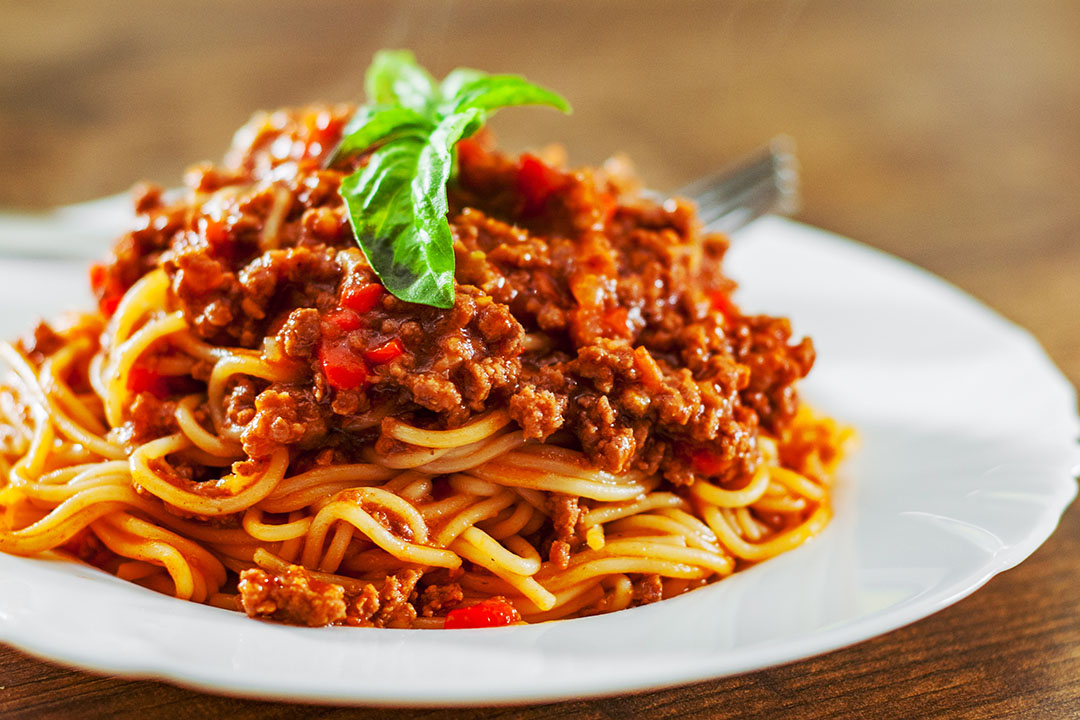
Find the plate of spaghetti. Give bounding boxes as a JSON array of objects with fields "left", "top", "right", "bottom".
[{"left": 1, "top": 57, "right": 1078, "bottom": 705}]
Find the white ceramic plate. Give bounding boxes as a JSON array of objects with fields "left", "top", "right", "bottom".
[{"left": 0, "top": 211, "right": 1077, "bottom": 706}]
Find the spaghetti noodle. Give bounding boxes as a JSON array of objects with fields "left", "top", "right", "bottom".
[{"left": 0, "top": 105, "right": 850, "bottom": 628}]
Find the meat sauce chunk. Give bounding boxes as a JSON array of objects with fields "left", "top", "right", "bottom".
[
  {"left": 94, "top": 104, "right": 814, "bottom": 489},
  {"left": 238, "top": 566, "right": 347, "bottom": 627}
]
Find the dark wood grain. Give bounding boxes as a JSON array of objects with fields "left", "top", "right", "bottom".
[{"left": 2, "top": 1, "right": 1079, "bottom": 718}]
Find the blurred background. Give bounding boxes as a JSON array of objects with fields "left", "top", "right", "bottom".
[
  {"left": 2, "top": 3, "right": 1080, "bottom": 716},
  {"left": 3, "top": 3, "right": 1079, "bottom": 390}
]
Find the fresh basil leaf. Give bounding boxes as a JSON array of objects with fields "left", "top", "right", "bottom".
[
  {"left": 337, "top": 52, "right": 571, "bottom": 309},
  {"left": 340, "top": 134, "right": 449, "bottom": 308},
  {"left": 438, "top": 68, "right": 486, "bottom": 102},
  {"left": 448, "top": 74, "right": 572, "bottom": 115},
  {"left": 365, "top": 50, "right": 437, "bottom": 115},
  {"left": 413, "top": 108, "right": 485, "bottom": 244},
  {"left": 330, "top": 105, "right": 431, "bottom": 163}
]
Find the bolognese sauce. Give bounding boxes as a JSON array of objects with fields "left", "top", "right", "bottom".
[{"left": 0, "top": 103, "right": 848, "bottom": 628}]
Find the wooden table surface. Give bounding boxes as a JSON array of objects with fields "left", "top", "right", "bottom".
[{"left": 2, "top": 2, "right": 1079, "bottom": 718}]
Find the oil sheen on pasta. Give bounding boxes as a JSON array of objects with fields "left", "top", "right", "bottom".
[{"left": 0, "top": 105, "right": 850, "bottom": 628}]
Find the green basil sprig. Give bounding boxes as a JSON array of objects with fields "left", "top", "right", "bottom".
[{"left": 332, "top": 50, "right": 571, "bottom": 309}]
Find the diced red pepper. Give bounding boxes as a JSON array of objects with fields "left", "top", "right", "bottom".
[
  {"left": 127, "top": 366, "right": 172, "bottom": 399},
  {"left": 324, "top": 308, "right": 362, "bottom": 333},
  {"left": 319, "top": 342, "right": 368, "bottom": 390},
  {"left": 516, "top": 153, "right": 566, "bottom": 217},
  {"left": 598, "top": 191, "right": 617, "bottom": 225},
  {"left": 709, "top": 290, "right": 738, "bottom": 322},
  {"left": 89, "top": 262, "right": 124, "bottom": 317},
  {"left": 690, "top": 448, "right": 727, "bottom": 478},
  {"left": 100, "top": 295, "right": 122, "bottom": 317},
  {"left": 444, "top": 598, "right": 521, "bottom": 629},
  {"left": 456, "top": 138, "right": 484, "bottom": 168},
  {"left": 340, "top": 283, "right": 383, "bottom": 314},
  {"left": 89, "top": 263, "right": 108, "bottom": 294},
  {"left": 364, "top": 337, "right": 404, "bottom": 365}
]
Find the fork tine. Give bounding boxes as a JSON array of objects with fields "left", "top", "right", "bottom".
[{"left": 678, "top": 135, "right": 800, "bottom": 234}]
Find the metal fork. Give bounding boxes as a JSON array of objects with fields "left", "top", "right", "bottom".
[
  {"left": 0, "top": 137, "right": 799, "bottom": 259},
  {"left": 679, "top": 135, "right": 799, "bottom": 235}
]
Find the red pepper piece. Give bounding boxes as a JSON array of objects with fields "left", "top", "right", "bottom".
[
  {"left": 89, "top": 262, "right": 124, "bottom": 317},
  {"left": 709, "top": 290, "right": 739, "bottom": 322},
  {"left": 89, "top": 263, "right": 108, "bottom": 294},
  {"left": 127, "top": 366, "right": 170, "bottom": 399},
  {"left": 597, "top": 191, "right": 617, "bottom": 226},
  {"left": 456, "top": 138, "right": 484, "bottom": 168},
  {"left": 319, "top": 342, "right": 368, "bottom": 390},
  {"left": 516, "top": 153, "right": 566, "bottom": 217},
  {"left": 324, "top": 308, "right": 362, "bottom": 333},
  {"left": 364, "top": 337, "right": 404, "bottom": 365},
  {"left": 691, "top": 448, "right": 727, "bottom": 478},
  {"left": 100, "top": 295, "right": 122, "bottom": 317},
  {"left": 444, "top": 598, "right": 521, "bottom": 629},
  {"left": 341, "top": 283, "right": 383, "bottom": 314}
]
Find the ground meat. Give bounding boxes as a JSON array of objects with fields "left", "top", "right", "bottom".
[
  {"left": 419, "top": 582, "right": 464, "bottom": 617},
  {"left": 122, "top": 392, "right": 178, "bottom": 445},
  {"left": 552, "top": 494, "right": 580, "bottom": 534},
  {"left": 547, "top": 495, "right": 584, "bottom": 569},
  {"left": 131, "top": 182, "right": 164, "bottom": 214},
  {"left": 19, "top": 320, "right": 64, "bottom": 362},
  {"left": 631, "top": 574, "right": 664, "bottom": 606},
  {"left": 508, "top": 385, "right": 567, "bottom": 440},
  {"left": 238, "top": 565, "right": 347, "bottom": 627},
  {"left": 169, "top": 246, "right": 237, "bottom": 339},
  {"left": 549, "top": 540, "right": 572, "bottom": 569},
  {"left": 347, "top": 584, "right": 381, "bottom": 625},
  {"left": 450, "top": 142, "right": 813, "bottom": 479},
  {"left": 167, "top": 241, "right": 344, "bottom": 348},
  {"left": 346, "top": 569, "right": 423, "bottom": 628},
  {"left": 574, "top": 340, "right": 636, "bottom": 394},
  {"left": 241, "top": 383, "right": 329, "bottom": 458},
  {"left": 731, "top": 315, "right": 816, "bottom": 432},
  {"left": 575, "top": 393, "right": 640, "bottom": 474},
  {"left": 224, "top": 376, "right": 259, "bottom": 428},
  {"left": 375, "top": 569, "right": 422, "bottom": 628},
  {"left": 277, "top": 307, "right": 321, "bottom": 360},
  {"left": 375, "top": 285, "right": 525, "bottom": 425}
]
